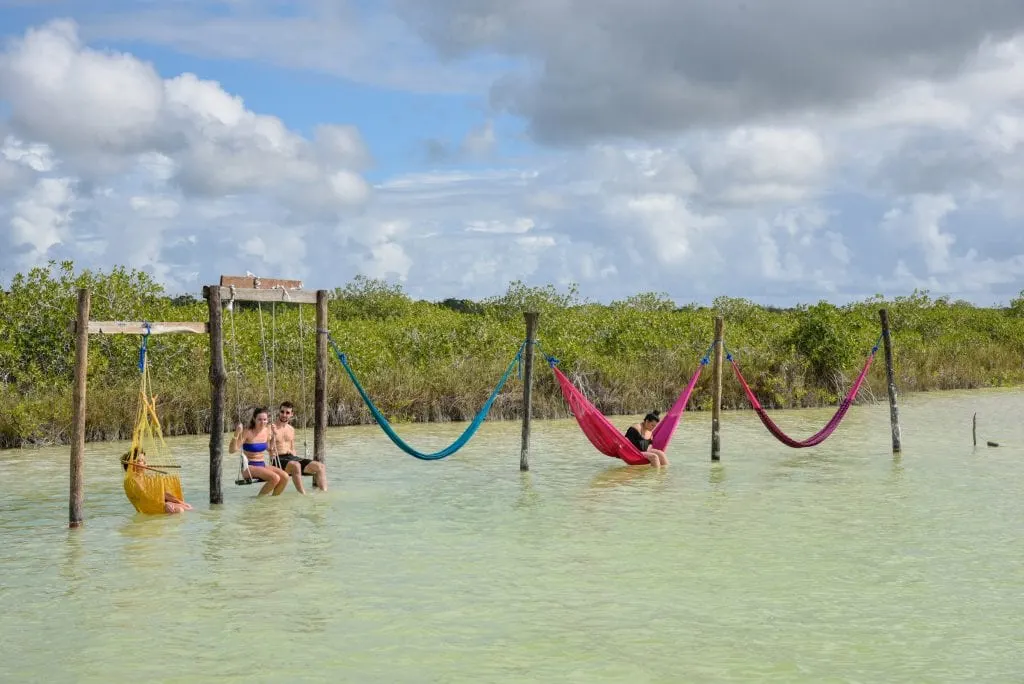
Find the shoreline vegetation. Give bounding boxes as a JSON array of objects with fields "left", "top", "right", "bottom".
[{"left": 2, "top": 261, "right": 1024, "bottom": 449}]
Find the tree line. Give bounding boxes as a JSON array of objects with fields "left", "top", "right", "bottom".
[{"left": 2, "top": 260, "right": 1022, "bottom": 448}]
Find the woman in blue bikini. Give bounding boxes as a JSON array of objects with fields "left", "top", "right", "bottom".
[{"left": 229, "top": 407, "right": 289, "bottom": 496}]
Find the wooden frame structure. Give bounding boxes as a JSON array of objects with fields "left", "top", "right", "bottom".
[
  {"left": 68, "top": 288, "right": 209, "bottom": 527},
  {"left": 203, "top": 276, "right": 329, "bottom": 505},
  {"left": 69, "top": 276, "right": 329, "bottom": 526}
]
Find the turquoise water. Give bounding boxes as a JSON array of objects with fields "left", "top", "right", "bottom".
[{"left": 1, "top": 390, "right": 1022, "bottom": 682}]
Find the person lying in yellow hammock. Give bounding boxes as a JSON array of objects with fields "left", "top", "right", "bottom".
[{"left": 121, "top": 447, "right": 192, "bottom": 514}]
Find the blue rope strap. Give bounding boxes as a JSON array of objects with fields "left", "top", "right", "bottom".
[
  {"left": 699, "top": 341, "right": 715, "bottom": 366},
  {"left": 137, "top": 322, "right": 151, "bottom": 372},
  {"left": 329, "top": 337, "right": 527, "bottom": 460}
]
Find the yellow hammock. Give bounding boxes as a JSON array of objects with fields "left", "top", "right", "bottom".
[{"left": 122, "top": 351, "right": 183, "bottom": 514}]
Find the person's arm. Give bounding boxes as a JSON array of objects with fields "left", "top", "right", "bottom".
[
  {"left": 228, "top": 424, "right": 244, "bottom": 454},
  {"left": 165, "top": 492, "right": 183, "bottom": 503},
  {"left": 269, "top": 425, "right": 278, "bottom": 457},
  {"left": 288, "top": 428, "right": 295, "bottom": 456}
]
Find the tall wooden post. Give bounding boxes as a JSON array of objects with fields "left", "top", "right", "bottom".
[
  {"left": 314, "top": 289, "right": 328, "bottom": 464},
  {"left": 69, "top": 288, "right": 90, "bottom": 528},
  {"left": 711, "top": 316, "right": 724, "bottom": 462},
  {"left": 206, "top": 285, "right": 226, "bottom": 505},
  {"left": 879, "top": 309, "right": 902, "bottom": 453},
  {"left": 520, "top": 312, "right": 539, "bottom": 472}
]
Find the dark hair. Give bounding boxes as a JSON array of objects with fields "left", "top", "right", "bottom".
[
  {"left": 279, "top": 401, "right": 294, "bottom": 410},
  {"left": 643, "top": 411, "right": 661, "bottom": 424},
  {"left": 121, "top": 447, "right": 144, "bottom": 471},
  {"left": 248, "top": 407, "right": 269, "bottom": 429}
]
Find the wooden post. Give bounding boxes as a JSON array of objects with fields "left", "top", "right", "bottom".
[
  {"left": 206, "top": 285, "right": 226, "bottom": 505},
  {"left": 972, "top": 412, "right": 977, "bottom": 447},
  {"left": 879, "top": 309, "right": 902, "bottom": 453},
  {"left": 711, "top": 316, "right": 724, "bottom": 462},
  {"left": 69, "top": 288, "right": 90, "bottom": 528},
  {"left": 314, "top": 290, "right": 328, "bottom": 464},
  {"left": 520, "top": 312, "right": 539, "bottom": 472}
]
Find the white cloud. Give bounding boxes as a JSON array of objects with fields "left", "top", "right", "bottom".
[
  {"left": 466, "top": 217, "right": 534, "bottom": 234},
  {"left": 461, "top": 120, "right": 496, "bottom": 158},
  {"left": 881, "top": 195, "right": 958, "bottom": 274},
  {"left": 0, "top": 20, "right": 371, "bottom": 212},
  {"left": 1, "top": 16, "right": 1024, "bottom": 307},
  {"left": 0, "top": 19, "right": 373, "bottom": 285},
  {"left": 9, "top": 176, "right": 74, "bottom": 266}
]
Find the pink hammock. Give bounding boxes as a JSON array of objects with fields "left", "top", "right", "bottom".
[
  {"left": 730, "top": 346, "right": 878, "bottom": 448},
  {"left": 552, "top": 364, "right": 705, "bottom": 465}
]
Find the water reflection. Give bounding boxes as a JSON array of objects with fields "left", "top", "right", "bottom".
[
  {"left": 587, "top": 464, "right": 654, "bottom": 490},
  {"left": 708, "top": 463, "right": 727, "bottom": 489},
  {"left": 514, "top": 472, "right": 540, "bottom": 510}
]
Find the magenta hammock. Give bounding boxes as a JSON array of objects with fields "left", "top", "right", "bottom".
[
  {"left": 552, "top": 363, "right": 705, "bottom": 466},
  {"left": 729, "top": 345, "right": 878, "bottom": 448}
]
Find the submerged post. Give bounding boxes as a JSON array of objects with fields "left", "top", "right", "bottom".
[
  {"left": 711, "top": 316, "right": 724, "bottom": 462},
  {"left": 879, "top": 308, "right": 902, "bottom": 454},
  {"left": 206, "top": 285, "right": 226, "bottom": 505},
  {"left": 314, "top": 289, "right": 328, "bottom": 464},
  {"left": 520, "top": 312, "right": 539, "bottom": 472},
  {"left": 69, "top": 288, "right": 90, "bottom": 528},
  {"left": 973, "top": 412, "right": 977, "bottom": 447}
]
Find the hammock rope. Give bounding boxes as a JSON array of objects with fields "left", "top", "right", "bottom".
[
  {"left": 227, "top": 287, "right": 244, "bottom": 425},
  {"left": 296, "top": 297, "right": 310, "bottom": 458},
  {"left": 122, "top": 324, "right": 184, "bottom": 514},
  {"left": 728, "top": 336, "right": 881, "bottom": 448},
  {"left": 544, "top": 343, "right": 711, "bottom": 466},
  {"left": 329, "top": 336, "right": 526, "bottom": 460}
]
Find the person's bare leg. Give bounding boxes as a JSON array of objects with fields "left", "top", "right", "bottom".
[
  {"left": 646, "top": 451, "right": 661, "bottom": 468},
  {"left": 286, "top": 461, "right": 306, "bottom": 494},
  {"left": 271, "top": 466, "right": 289, "bottom": 495},
  {"left": 305, "top": 462, "right": 327, "bottom": 491},
  {"left": 248, "top": 466, "right": 278, "bottom": 496},
  {"left": 652, "top": 448, "right": 668, "bottom": 466}
]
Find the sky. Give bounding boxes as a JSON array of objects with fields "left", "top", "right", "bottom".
[{"left": 1, "top": 0, "right": 1023, "bottom": 306}]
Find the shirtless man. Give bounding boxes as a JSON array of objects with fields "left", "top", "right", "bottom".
[{"left": 272, "top": 401, "right": 328, "bottom": 493}]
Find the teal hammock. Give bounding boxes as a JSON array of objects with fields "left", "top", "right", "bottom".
[{"left": 329, "top": 337, "right": 526, "bottom": 460}]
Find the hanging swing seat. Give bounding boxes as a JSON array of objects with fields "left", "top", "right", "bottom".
[
  {"left": 329, "top": 338, "right": 525, "bottom": 460},
  {"left": 123, "top": 341, "right": 184, "bottom": 514},
  {"left": 728, "top": 339, "right": 879, "bottom": 448},
  {"left": 234, "top": 454, "right": 317, "bottom": 485},
  {"left": 223, "top": 273, "right": 317, "bottom": 485},
  {"left": 549, "top": 353, "right": 707, "bottom": 465}
]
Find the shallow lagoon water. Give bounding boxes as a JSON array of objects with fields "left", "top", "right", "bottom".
[{"left": 1, "top": 389, "right": 1022, "bottom": 682}]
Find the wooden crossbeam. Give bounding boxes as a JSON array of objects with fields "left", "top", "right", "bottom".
[
  {"left": 82, "top": 321, "right": 209, "bottom": 335},
  {"left": 211, "top": 274, "right": 316, "bottom": 305},
  {"left": 220, "top": 275, "right": 304, "bottom": 290},
  {"left": 209, "top": 286, "right": 318, "bottom": 305}
]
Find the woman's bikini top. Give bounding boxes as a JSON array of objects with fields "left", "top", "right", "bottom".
[{"left": 242, "top": 429, "right": 271, "bottom": 456}]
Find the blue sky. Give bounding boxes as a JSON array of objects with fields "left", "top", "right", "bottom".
[{"left": 1, "top": 1, "right": 1023, "bottom": 305}]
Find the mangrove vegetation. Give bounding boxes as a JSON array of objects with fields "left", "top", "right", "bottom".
[{"left": 2, "top": 261, "right": 1023, "bottom": 448}]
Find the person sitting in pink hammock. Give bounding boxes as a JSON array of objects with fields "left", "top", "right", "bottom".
[{"left": 624, "top": 411, "right": 669, "bottom": 467}]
